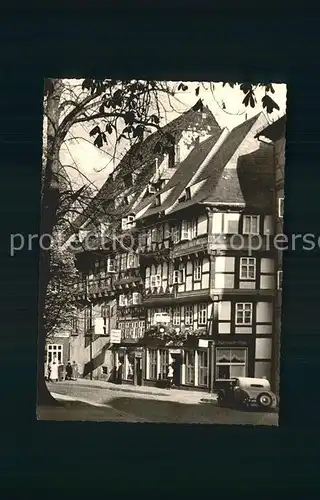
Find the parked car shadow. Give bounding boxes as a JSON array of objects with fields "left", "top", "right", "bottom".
[{"left": 104, "top": 396, "right": 278, "bottom": 426}]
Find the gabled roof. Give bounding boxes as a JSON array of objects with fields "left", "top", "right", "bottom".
[
  {"left": 63, "top": 105, "right": 220, "bottom": 240},
  {"left": 255, "top": 114, "right": 286, "bottom": 142},
  {"left": 168, "top": 113, "right": 265, "bottom": 214},
  {"left": 136, "top": 131, "right": 223, "bottom": 219}
]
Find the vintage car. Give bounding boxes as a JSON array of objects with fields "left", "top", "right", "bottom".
[{"left": 217, "top": 377, "right": 278, "bottom": 410}]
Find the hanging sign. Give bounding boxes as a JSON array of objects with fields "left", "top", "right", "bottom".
[{"left": 110, "top": 329, "right": 122, "bottom": 344}]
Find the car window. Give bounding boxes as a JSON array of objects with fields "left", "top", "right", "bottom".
[{"left": 250, "top": 384, "right": 264, "bottom": 388}]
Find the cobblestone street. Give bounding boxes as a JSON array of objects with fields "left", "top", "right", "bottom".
[{"left": 40, "top": 380, "right": 278, "bottom": 425}]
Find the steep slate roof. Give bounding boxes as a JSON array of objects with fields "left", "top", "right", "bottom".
[
  {"left": 168, "top": 112, "right": 270, "bottom": 214},
  {"left": 136, "top": 131, "right": 223, "bottom": 219},
  {"left": 63, "top": 105, "right": 220, "bottom": 240},
  {"left": 255, "top": 114, "right": 286, "bottom": 142}
]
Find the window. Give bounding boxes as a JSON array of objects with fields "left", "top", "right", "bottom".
[
  {"left": 151, "top": 274, "right": 161, "bottom": 288},
  {"left": 147, "top": 230, "right": 152, "bottom": 247},
  {"left": 151, "top": 228, "right": 158, "bottom": 243},
  {"left": 173, "top": 307, "right": 180, "bottom": 326},
  {"left": 148, "top": 184, "right": 156, "bottom": 194},
  {"left": 216, "top": 348, "right": 247, "bottom": 380},
  {"left": 132, "top": 292, "right": 142, "bottom": 305},
  {"left": 127, "top": 254, "right": 135, "bottom": 268},
  {"left": 47, "top": 344, "right": 63, "bottom": 364},
  {"left": 149, "top": 349, "right": 157, "bottom": 379},
  {"left": 240, "top": 257, "right": 256, "bottom": 280},
  {"left": 119, "top": 294, "right": 127, "bottom": 307},
  {"left": 197, "top": 303, "right": 207, "bottom": 326},
  {"left": 193, "top": 260, "right": 202, "bottom": 281},
  {"left": 236, "top": 303, "right": 253, "bottom": 325},
  {"left": 181, "top": 220, "right": 190, "bottom": 240},
  {"left": 184, "top": 305, "right": 193, "bottom": 326},
  {"left": 159, "top": 350, "right": 169, "bottom": 379},
  {"left": 278, "top": 197, "right": 284, "bottom": 218},
  {"left": 172, "top": 226, "right": 180, "bottom": 244},
  {"left": 243, "top": 215, "right": 260, "bottom": 235},
  {"left": 157, "top": 225, "right": 164, "bottom": 243},
  {"left": 185, "top": 187, "right": 191, "bottom": 200},
  {"left": 127, "top": 215, "right": 135, "bottom": 227},
  {"left": 191, "top": 218, "right": 197, "bottom": 239},
  {"left": 277, "top": 270, "right": 283, "bottom": 290},
  {"left": 138, "top": 231, "right": 147, "bottom": 247},
  {"left": 198, "top": 350, "right": 208, "bottom": 386},
  {"left": 106, "top": 258, "right": 114, "bottom": 274},
  {"left": 121, "top": 217, "right": 127, "bottom": 231},
  {"left": 71, "top": 316, "right": 78, "bottom": 333},
  {"left": 84, "top": 308, "right": 92, "bottom": 331},
  {"left": 120, "top": 254, "right": 127, "bottom": 270},
  {"left": 173, "top": 266, "right": 185, "bottom": 285},
  {"left": 185, "top": 350, "right": 195, "bottom": 385}
]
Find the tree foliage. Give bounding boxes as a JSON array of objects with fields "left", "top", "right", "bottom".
[{"left": 44, "top": 235, "right": 79, "bottom": 338}]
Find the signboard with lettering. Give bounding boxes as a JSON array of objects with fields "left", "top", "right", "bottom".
[
  {"left": 198, "top": 339, "right": 209, "bottom": 348},
  {"left": 154, "top": 312, "right": 171, "bottom": 323},
  {"left": 110, "top": 329, "right": 122, "bottom": 344},
  {"left": 169, "top": 349, "right": 182, "bottom": 354}
]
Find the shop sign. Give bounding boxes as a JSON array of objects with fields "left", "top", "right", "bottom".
[
  {"left": 216, "top": 340, "right": 247, "bottom": 346},
  {"left": 154, "top": 312, "right": 171, "bottom": 323},
  {"left": 110, "top": 329, "right": 122, "bottom": 344},
  {"left": 198, "top": 339, "right": 208, "bottom": 348},
  {"left": 169, "top": 349, "right": 181, "bottom": 354}
]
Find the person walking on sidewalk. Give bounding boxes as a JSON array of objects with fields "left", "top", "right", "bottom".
[
  {"left": 46, "top": 361, "right": 52, "bottom": 382},
  {"left": 51, "top": 359, "right": 58, "bottom": 382},
  {"left": 167, "top": 364, "right": 174, "bottom": 388},
  {"left": 65, "top": 361, "right": 73, "bottom": 380},
  {"left": 72, "top": 361, "right": 78, "bottom": 380}
]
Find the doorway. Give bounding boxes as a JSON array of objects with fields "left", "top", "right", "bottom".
[
  {"left": 135, "top": 357, "right": 143, "bottom": 386},
  {"left": 171, "top": 354, "right": 182, "bottom": 387}
]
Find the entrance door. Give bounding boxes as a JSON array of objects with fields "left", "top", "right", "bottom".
[
  {"left": 172, "top": 355, "right": 182, "bottom": 387},
  {"left": 135, "top": 357, "right": 143, "bottom": 386}
]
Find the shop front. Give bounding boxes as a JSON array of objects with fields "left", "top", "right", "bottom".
[
  {"left": 115, "top": 343, "right": 144, "bottom": 386},
  {"left": 143, "top": 343, "right": 209, "bottom": 391}
]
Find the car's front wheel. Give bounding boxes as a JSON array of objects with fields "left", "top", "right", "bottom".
[{"left": 257, "top": 392, "right": 273, "bottom": 408}]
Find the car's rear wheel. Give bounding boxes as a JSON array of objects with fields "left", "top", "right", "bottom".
[{"left": 257, "top": 393, "right": 272, "bottom": 408}]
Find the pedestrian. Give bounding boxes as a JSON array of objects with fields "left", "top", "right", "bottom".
[
  {"left": 51, "top": 359, "right": 58, "bottom": 382},
  {"left": 167, "top": 363, "right": 174, "bottom": 388},
  {"left": 65, "top": 360, "right": 72, "bottom": 380},
  {"left": 72, "top": 361, "right": 78, "bottom": 380},
  {"left": 58, "top": 360, "right": 64, "bottom": 382},
  {"left": 46, "top": 361, "right": 52, "bottom": 382}
]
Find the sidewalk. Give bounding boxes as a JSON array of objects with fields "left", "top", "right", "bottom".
[{"left": 56, "top": 379, "right": 217, "bottom": 404}]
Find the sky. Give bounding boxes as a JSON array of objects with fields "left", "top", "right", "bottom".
[{"left": 59, "top": 81, "right": 286, "bottom": 192}]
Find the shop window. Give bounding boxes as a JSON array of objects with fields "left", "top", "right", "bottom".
[
  {"left": 149, "top": 349, "right": 157, "bottom": 380},
  {"left": 185, "top": 350, "right": 195, "bottom": 385},
  {"left": 198, "top": 350, "right": 208, "bottom": 387},
  {"left": 159, "top": 349, "right": 169, "bottom": 379},
  {"left": 216, "top": 348, "right": 247, "bottom": 381}
]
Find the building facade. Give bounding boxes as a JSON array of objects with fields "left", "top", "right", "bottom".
[
  {"left": 256, "top": 115, "right": 286, "bottom": 396},
  {"left": 67, "top": 109, "right": 282, "bottom": 393}
]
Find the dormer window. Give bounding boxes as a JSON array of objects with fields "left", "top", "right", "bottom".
[
  {"left": 148, "top": 184, "right": 156, "bottom": 194},
  {"left": 185, "top": 187, "right": 191, "bottom": 200}
]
